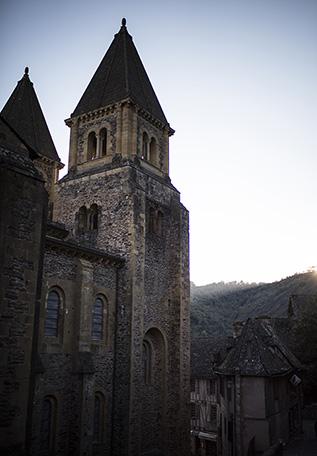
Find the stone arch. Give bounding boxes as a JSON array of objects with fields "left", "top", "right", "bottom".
[
  {"left": 141, "top": 327, "right": 167, "bottom": 455},
  {"left": 44, "top": 287, "right": 64, "bottom": 339},
  {"left": 91, "top": 294, "right": 108, "bottom": 342},
  {"left": 40, "top": 395, "right": 57, "bottom": 454}
]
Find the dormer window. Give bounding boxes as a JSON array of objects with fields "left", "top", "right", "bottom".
[
  {"left": 87, "top": 131, "right": 97, "bottom": 160},
  {"left": 100, "top": 128, "right": 107, "bottom": 156},
  {"left": 142, "top": 132, "right": 149, "bottom": 160}
]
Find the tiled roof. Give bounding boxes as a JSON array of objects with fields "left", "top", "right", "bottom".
[
  {"left": 72, "top": 19, "right": 168, "bottom": 125},
  {"left": 218, "top": 318, "right": 301, "bottom": 376},
  {"left": 1, "top": 68, "right": 60, "bottom": 162}
]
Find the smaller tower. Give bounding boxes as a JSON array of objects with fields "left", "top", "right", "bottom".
[{"left": 1, "top": 67, "right": 63, "bottom": 213}]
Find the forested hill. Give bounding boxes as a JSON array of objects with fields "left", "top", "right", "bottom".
[{"left": 191, "top": 272, "right": 317, "bottom": 337}]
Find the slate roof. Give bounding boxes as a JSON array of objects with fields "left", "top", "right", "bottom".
[
  {"left": 218, "top": 318, "right": 301, "bottom": 377},
  {"left": 72, "top": 19, "right": 168, "bottom": 125},
  {"left": 0, "top": 116, "right": 41, "bottom": 179},
  {"left": 1, "top": 68, "right": 60, "bottom": 162},
  {"left": 191, "top": 336, "right": 233, "bottom": 378}
]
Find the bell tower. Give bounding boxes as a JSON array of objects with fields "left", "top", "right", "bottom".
[
  {"left": 54, "top": 19, "right": 190, "bottom": 456},
  {"left": 65, "top": 18, "right": 172, "bottom": 179}
]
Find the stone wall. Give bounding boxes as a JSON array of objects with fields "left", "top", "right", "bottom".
[
  {"left": 30, "top": 245, "right": 120, "bottom": 456},
  {"left": 0, "top": 145, "right": 47, "bottom": 455},
  {"left": 54, "top": 160, "right": 190, "bottom": 456}
]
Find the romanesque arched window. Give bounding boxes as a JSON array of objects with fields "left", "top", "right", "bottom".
[
  {"left": 143, "top": 340, "right": 152, "bottom": 385},
  {"left": 93, "top": 392, "right": 104, "bottom": 443},
  {"left": 40, "top": 396, "right": 57, "bottom": 453},
  {"left": 89, "top": 204, "right": 98, "bottom": 230},
  {"left": 78, "top": 206, "right": 87, "bottom": 233},
  {"left": 92, "top": 296, "right": 106, "bottom": 340},
  {"left": 100, "top": 128, "right": 107, "bottom": 156},
  {"left": 44, "top": 290, "right": 61, "bottom": 337},
  {"left": 87, "top": 131, "right": 97, "bottom": 160},
  {"left": 142, "top": 132, "right": 149, "bottom": 160},
  {"left": 149, "top": 137, "right": 158, "bottom": 166}
]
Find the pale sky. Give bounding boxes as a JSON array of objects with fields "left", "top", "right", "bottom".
[{"left": 1, "top": 0, "right": 317, "bottom": 285}]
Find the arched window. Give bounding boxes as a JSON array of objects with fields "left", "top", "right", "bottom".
[
  {"left": 40, "top": 396, "right": 56, "bottom": 453},
  {"left": 143, "top": 340, "right": 152, "bottom": 385},
  {"left": 100, "top": 128, "right": 107, "bottom": 156},
  {"left": 149, "top": 137, "right": 158, "bottom": 166},
  {"left": 78, "top": 206, "right": 87, "bottom": 233},
  {"left": 93, "top": 393, "right": 104, "bottom": 442},
  {"left": 45, "top": 290, "right": 60, "bottom": 337},
  {"left": 87, "top": 131, "right": 97, "bottom": 160},
  {"left": 142, "top": 132, "right": 149, "bottom": 160},
  {"left": 89, "top": 204, "right": 98, "bottom": 230},
  {"left": 91, "top": 296, "right": 105, "bottom": 340}
]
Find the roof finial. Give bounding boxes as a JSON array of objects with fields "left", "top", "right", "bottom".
[
  {"left": 121, "top": 18, "right": 126, "bottom": 27},
  {"left": 24, "top": 66, "right": 29, "bottom": 75}
]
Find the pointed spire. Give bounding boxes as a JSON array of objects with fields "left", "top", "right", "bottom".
[
  {"left": 1, "top": 68, "right": 60, "bottom": 162},
  {"left": 72, "top": 20, "right": 168, "bottom": 125}
]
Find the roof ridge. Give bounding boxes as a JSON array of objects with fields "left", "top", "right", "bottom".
[{"left": 122, "top": 22, "right": 130, "bottom": 95}]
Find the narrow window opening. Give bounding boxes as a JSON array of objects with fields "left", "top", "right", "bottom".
[
  {"left": 149, "top": 138, "right": 158, "bottom": 166},
  {"left": 88, "top": 131, "right": 97, "bottom": 160},
  {"left": 100, "top": 128, "right": 107, "bottom": 156},
  {"left": 78, "top": 206, "right": 87, "bottom": 233},
  {"left": 89, "top": 204, "right": 98, "bottom": 230},
  {"left": 40, "top": 397, "right": 56, "bottom": 453},
  {"left": 142, "top": 132, "right": 149, "bottom": 160},
  {"left": 45, "top": 291, "right": 60, "bottom": 337}
]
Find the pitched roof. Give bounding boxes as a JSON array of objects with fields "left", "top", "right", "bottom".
[
  {"left": 191, "top": 336, "right": 233, "bottom": 378},
  {"left": 72, "top": 19, "right": 168, "bottom": 125},
  {"left": 218, "top": 318, "right": 301, "bottom": 377},
  {"left": 1, "top": 67, "right": 60, "bottom": 162}
]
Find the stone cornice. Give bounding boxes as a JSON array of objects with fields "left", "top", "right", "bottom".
[{"left": 66, "top": 97, "right": 175, "bottom": 135}]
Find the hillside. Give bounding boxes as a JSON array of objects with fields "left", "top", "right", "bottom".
[{"left": 191, "top": 272, "right": 317, "bottom": 337}]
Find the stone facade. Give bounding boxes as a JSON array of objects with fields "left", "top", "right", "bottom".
[
  {"left": 1, "top": 20, "right": 190, "bottom": 456},
  {"left": 0, "top": 133, "right": 48, "bottom": 455}
]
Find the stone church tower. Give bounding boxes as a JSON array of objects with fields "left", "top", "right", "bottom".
[
  {"left": 53, "top": 19, "right": 190, "bottom": 455},
  {"left": 0, "top": 19, "right": 189, "bottom": 456}
]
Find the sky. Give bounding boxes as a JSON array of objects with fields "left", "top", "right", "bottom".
[{"left": 1, "top": 0, "right": 317, "bottom": 285}]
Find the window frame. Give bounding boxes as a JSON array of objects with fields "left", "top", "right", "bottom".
[
  {"left": 40, "top": 395, "right": 57, "bottom": 453},
  {"left": 91, "top": 295, "right": 107, "bottom": 342},
  {"left": 44, "top": 289, "right": 63, "bottom": 339}
]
